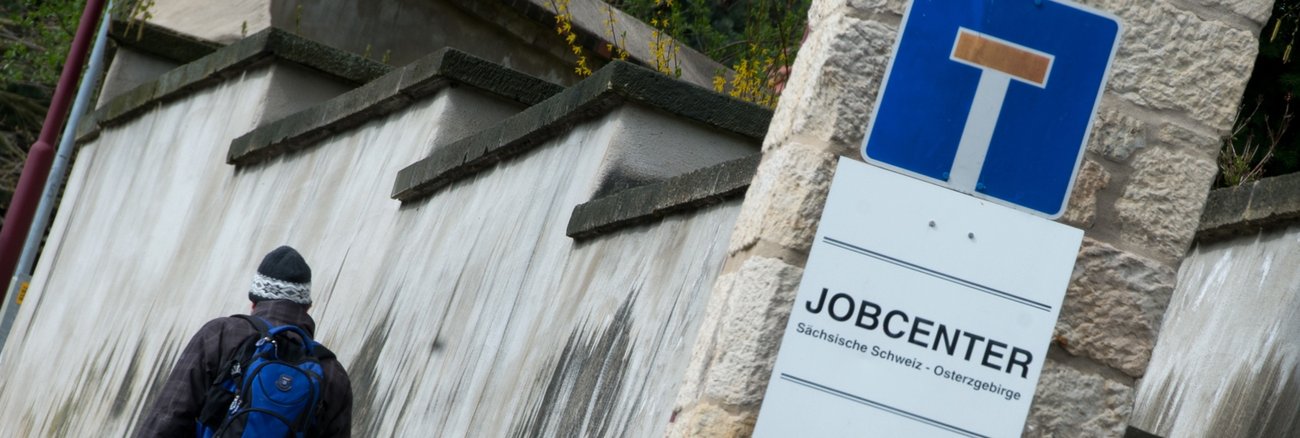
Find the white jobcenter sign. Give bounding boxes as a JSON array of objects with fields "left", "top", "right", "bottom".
[{"left": 753, "top": 159, "right": 1083, "bottom": 437}]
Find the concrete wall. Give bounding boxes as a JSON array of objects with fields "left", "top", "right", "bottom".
[
  {"left": 142, "top": 0, "right": 728, "bottom": 89},
  {"left": 1131, "top": 173, "right": 1300, "bottom": 437},
  {"left": 667, "top": 0, "right": 1273, "bottom": 436},
  {"left": 142, "top": 0, "right": 580, "bottom": 84},
  {"left": 98, "top": 20, "right": 223, "bottom": 107},
  {"left": 148, "top": 0, "right": 271, "bottom": 43},
  {"left": 271, "top": 0, "right": 580, "bottom": 85},
  {"left": 0, "top": 28, "right": 769, "bottom": 436}
]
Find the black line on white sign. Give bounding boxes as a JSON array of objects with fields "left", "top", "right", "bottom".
[
  {"left": 780, "top": 373, "right": 990, "bottom": 438},
  {"left": 822, "top": 236, "right": 1051, "bottom": 312}
]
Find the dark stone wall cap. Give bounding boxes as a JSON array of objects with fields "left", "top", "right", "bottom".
[
  {"left": 264, "top": 29, "right": 390, "bottom": 84},
  {"left": 74, "top": 111, "right": 102, "bottom": 143},
  {"left": 1124, "top": 425, "right": 1163, "bottom": 438},
  {"left": 227, "top": 48, "right": 563, "bottom": 166},
  {"left": 78, "top": 27, "right": 390, "bottom": 145},
  {"left": 599, "top": 61, "right": 772, "bottom": 140},
  {"left": 108, "top": 19, "right": 222, "bottom": 63},
  {"left": 1198, "top": 172, "right": 1300, "bottom": 243},
  {"left": 390, "top": 61, "right": 771, "bottom": 203},
  {"left": 399, "top": 48, "right": 564, "bottom": 106},
  {"left": 566, "top": 154, "right": 760, "bottom": 239}
]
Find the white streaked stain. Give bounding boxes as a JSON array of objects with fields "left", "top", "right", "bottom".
[{"left": 1132, "top": 225, "right": 1300, "bottom": 436}]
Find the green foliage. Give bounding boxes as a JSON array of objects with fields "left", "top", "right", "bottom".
[
  {"left": 607, "top": 0, "right": 806, "bottom": 64},
  {"left": 1220, "top": 98, "right": 1291, "bottom": 187},
  {"left": 2, "top": 0, "right": 79, "bottom": 155},
  {"left": 3, "top": 1, "right": 81, "bottom": 87},
  {"left": 0, "top": 0, "right": 150, "bottom": 131},
  {"left": 0, "top": 0, "right": 150, "bottom": 195},
  {"left": 0, "top": 0, "right": 85, "bottom": 194},
  {"left": 1222, "top": 0, "right": 1300, "bottom": 185},
  {"left": 602, "top": 0, "right": 811, "bottom": 107},
  {"left": 553, "top": 0, "right": 595, "bottom": 76}
]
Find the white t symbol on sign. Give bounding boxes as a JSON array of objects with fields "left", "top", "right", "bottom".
[{"left": 947, "top": 28, "right": 1055, "bottom": 192}]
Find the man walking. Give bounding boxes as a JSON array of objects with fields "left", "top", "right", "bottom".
[{"left": 136, "top": 246, "right": 352, "bottom": 437}]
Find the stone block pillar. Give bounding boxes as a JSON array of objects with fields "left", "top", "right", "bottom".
[{"left": 668, "top": 0, "right": 1272, "bottom": 436}]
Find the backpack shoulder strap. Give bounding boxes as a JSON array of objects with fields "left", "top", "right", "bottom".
[
  {"left": 209, "top": 315, "right": 269, "bottom": 382},
  {"left": 236, "top": 315, "right": 326, "bottom": 359},
  {"left": 311, "top": 343, "right": 336, "bottom": 361}
]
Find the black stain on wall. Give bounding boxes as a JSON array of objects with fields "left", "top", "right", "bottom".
[
  {"left": 1203, "top": 347, "right": 1300, "bottom": 437},
  {"left": 139, "top": 329, "right": 180, "bottom": 403},
  {"left": 1144, "top": 347, "right": 1300, "bottom": 437},
  {"left": 510, "top": 294, "right": 637, "bottom": 437},
  {"left": 108, "top": 339, "right": 146, "bottom": 420},
  {"left": 347, "top": 310, "right": 394, "bottom": 435},
  {"left": 48, "top": 342, "right": 115, "bottom": 435}
]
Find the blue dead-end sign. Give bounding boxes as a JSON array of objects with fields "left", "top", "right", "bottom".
[{"left": 861, "top": 0, "right": 1121, "bottom": 219}]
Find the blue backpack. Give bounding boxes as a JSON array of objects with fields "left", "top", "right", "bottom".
[{"left": 196, "top": 315, "right": 333, "bottom": 438}]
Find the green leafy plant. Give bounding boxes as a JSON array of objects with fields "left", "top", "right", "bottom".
[
  {"left": 598, "top": 0, "right": 811, "bottom": 108},
  {"left": 1220, "top": 97, "right": 1291, "bottom": 186},
  {"left": 0, "top": 0, "right": 152, "bottom": 202},
  {"left": 602, "top": 3, "right": 631, "bottom": 61},
  {"left": 1221, "top": 0, "right": 1300, "bottom": 185},
  {"left": 551, "top": 0, "right": 594, "bottom": 76}
]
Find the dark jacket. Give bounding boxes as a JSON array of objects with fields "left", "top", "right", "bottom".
[{"left": 135, "top": 300, "right": 352, "bottom": 437}]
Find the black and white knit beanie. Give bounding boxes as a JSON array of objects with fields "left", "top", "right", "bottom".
[{"left": 249, "top": 246, "right": 312, "bottom": 306}]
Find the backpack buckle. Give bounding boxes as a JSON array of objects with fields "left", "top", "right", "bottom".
[{"left": 228, "top": 395, "right": 242, "bottom": 414}]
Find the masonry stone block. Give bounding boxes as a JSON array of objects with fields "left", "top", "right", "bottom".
[
  {"left": 1182, "top": 0, "right": 1274, "bottom": 25},
  {"left": 668, "top": 402, "right": 756, "bottom": 438},
  {"left": 1056, "top": 238, "right": 1175, "bottom": 377},
  {"left": 1087, "top": 104, "right": 1148, "bottom": 163},
  {"left": 808, "top": 0, "right": 847, "bottom": 26},
  {"left": 730, "top": 141, "right": 838, "bottom": 255},
  {"left": 1116, "top": 146, "right": 1219, "bottom": 261},
  {"left": 1063, "top": 159, "right": 1112, "bottom": 228},
  {"left": 764, "top": 12, "right": 896, "bottom": 151},
  {"left": 847, "top": 0, "right": 908, "bottom": 16},
  {"left": 1089, "top": 0, "right": 1258, "bottom": 131},
  {"left": 1022, "top": 357, "right": 1135, "bottom": 437},
  {"left": 700, "top": 256, "right": 803, "bottom": 408},
  {"left": 1157, "top": 121, "right": 1220, "bottom": 157}
]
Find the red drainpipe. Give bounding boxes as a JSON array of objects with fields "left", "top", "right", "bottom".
[{"left": 0, "top": 0, "right": 108, "bottom": 301}]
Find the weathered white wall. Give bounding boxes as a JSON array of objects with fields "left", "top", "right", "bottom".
[
  {"left": 0, "top": 60, "right": 746, "bottom": 436},
  {"left": 0, "top": 67, "right": 279, "bottom": 436},
  {"left": 1131, "top": 226, "right": 1300, "bottom": 437},
  {"left": 593, "top": 107, "right": 756, "bottom": 196},
  {"left": 98, "top": 49, "right": 179, "bottom": 107}
]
